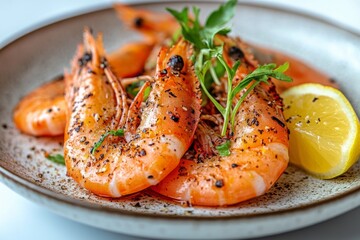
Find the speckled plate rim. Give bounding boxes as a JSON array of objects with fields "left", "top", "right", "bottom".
[
  {"left": 1, "top": 1, "right": 360, "bottom": 238},
  {"left": 2, "top": 160, "right": 360, "bottom": 239}
]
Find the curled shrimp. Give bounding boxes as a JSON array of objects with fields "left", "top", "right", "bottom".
[
  {"left": 13, "top": 77, "right": 66, "bottom": 136},
  {"left": 152, "top": 37, "right": 289, "bottom": 206},
  {"left": 12, "top": 4, "right": 159, "bottom": 137},
  {"left": 12, "top": 41, "right": 151, "bottom": 137},
  {"left": 113, "top": 3, "right": 179, "bottom": 44},
  {"left": 64, "top": 29, "right": 201, "bottom": 197}
]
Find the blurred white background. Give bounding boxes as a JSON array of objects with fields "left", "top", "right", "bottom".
[{"left": 1, "top": 1, "right": 360, "bottom": 240}]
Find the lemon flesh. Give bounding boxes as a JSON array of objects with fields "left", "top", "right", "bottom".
[{"left": 281, "top": 83, "right": 360, "bottom": 179}]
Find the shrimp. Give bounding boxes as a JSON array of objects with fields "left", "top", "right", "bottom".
[
  {"left": 113, "top": 3, "right": 182, "bottom": 75},
  {"left": 113, "top": 3, "right": 179, "bottom": 44},
  {"left": 249, "top": 44, "right": 339, "bottom": 93},
  {"left": 152, "top": 37, "right": 289, "bottom": 206},
  {"left": 13, "top": 41, "right": 152, "bottom": 137},
  {"left": 13, "top": 76, "right": 66, "bottom": 136},
  {"left": 64, "top": 29, "right": 201, "bottom": 197}
]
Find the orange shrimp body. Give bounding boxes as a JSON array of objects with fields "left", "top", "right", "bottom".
[
  {"left": 113, "top": 3, "right": 179, "bottom": 43},
  {"left": 13, "top": 78, "right": 66, "bottom": 136},
  {"left": 64, "top": 29, "right": 201, "bottom": 197},
  {"left": 152, "top": 38, "right": 289, "bottom": 206},
  {"left": 108, "top": 41, "right": 153, "bottom": 78}
]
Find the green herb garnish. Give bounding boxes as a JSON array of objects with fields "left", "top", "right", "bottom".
[
  {"left": 46, "top": 154, "right": 65, "bottom": 165},
  {"left": 216, "top": 140, "right": 231, "bottom": 156},
  {"left": 168, "top": 0, "right": 292, "bottom": 137},
  {"left": 126, "top": 80, "right": 151, "bottom": 99},
  {"left": 91, "top": 129, "right": 124, "bottom": 154}
]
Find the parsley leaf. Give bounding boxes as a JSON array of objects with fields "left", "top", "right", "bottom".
[
  {"left": 203, "top": 0, "right": 236, "bottom": 48},
  {"left": 167, "top": 7, "right": 204, "bottom": 48},
  {"left": 91, "top": 129, "right": 124, "bottom": 155},
  {"left": 46, "top": 154, "right": 65, "bottom": 165},
  {"left": 126, "top": 80, "right": 151, "bottom": 99},
  {"left": 167, "top": 0, "right": 236, "bottom": 50},
  {"left": 216, "top": 140, "right": 231, "bottom": 156}
]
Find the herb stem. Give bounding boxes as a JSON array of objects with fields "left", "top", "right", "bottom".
[
  {"left": 197, "top": 67, "right": 225, "bottom": 115},
  {"left": 209, "top": 64, "right": 221, "bottom": 85},
  {"left": 230, "top": 81, "right": 260, "bottom": 128},
  {"left": 217, "top": 55, "right": 236, "bottom": 136},
  {"left": 91, "top": 129, "right": 124, "bottom": 154}
]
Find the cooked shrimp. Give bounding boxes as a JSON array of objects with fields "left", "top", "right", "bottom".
[
  {"left": 108, "top": 41, "right": 153, "bottom": 77},
  {"left": 113, "top": 3, "right": 179, "bottom": 44},
  {"left": 12, "top": 4, "right": 160, "bottom": 137},
  {"left": 64, "top": 29, "right": 201, "bottom": 197},
  {"left": 249, "top": 44, "right": 339, "bottom": 93},
  {"left": 13, "top": 76, "right": 66, "bottom": 136},
  {"left": 13, "top": 38, "right": 154, "bottom": 137},
  {"left": 152, "top": 37, "right": 289, "bottom": 206},
  {"left": 113, "top": 3, "right": 181, "bottom": 75}
]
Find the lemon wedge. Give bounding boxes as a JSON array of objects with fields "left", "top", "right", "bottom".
[{"left": 281, "top": 83, "right": 360, "bottom": 179}]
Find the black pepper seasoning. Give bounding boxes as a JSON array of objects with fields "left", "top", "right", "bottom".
[{"left": 215, "top": 179, "right": 224, "bottom": 188}]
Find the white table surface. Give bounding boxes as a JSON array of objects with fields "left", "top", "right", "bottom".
[{"left": 1, "top": 1, "right": 360, "bottom": 240}]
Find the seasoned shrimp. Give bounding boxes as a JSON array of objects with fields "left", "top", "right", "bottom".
[
  {"left": 13, "top": 37, "right": 153, "bottom": 137},
  {"left": 12, "top": 4, "right": 159, "bottom": 137},
  {"left": 64, "top": 29, "right": 201, "bottom": 197},
  {"left": 249, "top": 45, "right": 339, "bottom": 93},
  {"left": 113, "top": 3, "right": 179, "bottom": 43},
  {"left": 13, "top": 77, "right": 66, "bottom": 136},
  {"left": 152, "top": 37, "right": 289, "bottom": 206},
  {"left": 108, "top": 41, "right": 153, "bottom": 77}
]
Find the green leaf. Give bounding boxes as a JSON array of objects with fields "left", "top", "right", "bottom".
[
  {"left": 230, "top": 60, "right": 241, "bottom": 79},
  {"left": 166, "top": 7, "right": 189, "bottom": 24},
  {"left": 126, "top": 80, "right": 151, "bottom": 99},
  {"left": 192, "top": 7, "right": 201, "bottom": 32},
  {"left": 232, "top": 63, "right": 293, "bottom": 98},
  {"left": 269, "top": 71, "right": 292, "bottom": 82},
  {"left": 91, "top": 129, "right": 124, "bottom": 155},
  {"left": 167, "top": 7, "right": 204, "bottom": 49},
  {"left": 46, "top": 154, "right": 65, "bottom": 165},
  {"left": 167, "top": 0, "right": 237, "bottom": 50},
  {"left": 216, "top": 140, "right": 231, "bottom": 156},
  {"left": 274, "top": 61, "right": 289, "bottom": 73},
  {"left": 203, "top": 0, "right": 236, "bottom": 48},
  {"left": 205, "top": 0, "right": 237, "bottom": 29}
]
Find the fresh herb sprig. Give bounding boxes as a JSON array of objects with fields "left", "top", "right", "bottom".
[
  {"left": 90, "top": 129, "right": 124, "bottom": 154},
  {"left": 46, "top": 154, "right": 65, "bottom": 165},
  {"left": 168, "top": 0, "right": 292, "bottom": 138},
  {"left": 216, "top": 140, "right": 231, "bottom": 156},
  {"left": 126, "top": 80, "right": 151, "bottom": 99}
]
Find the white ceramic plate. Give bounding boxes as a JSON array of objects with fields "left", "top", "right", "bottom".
[{"left": 0, "top": 1, "right": 360, "bottom": 239}]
